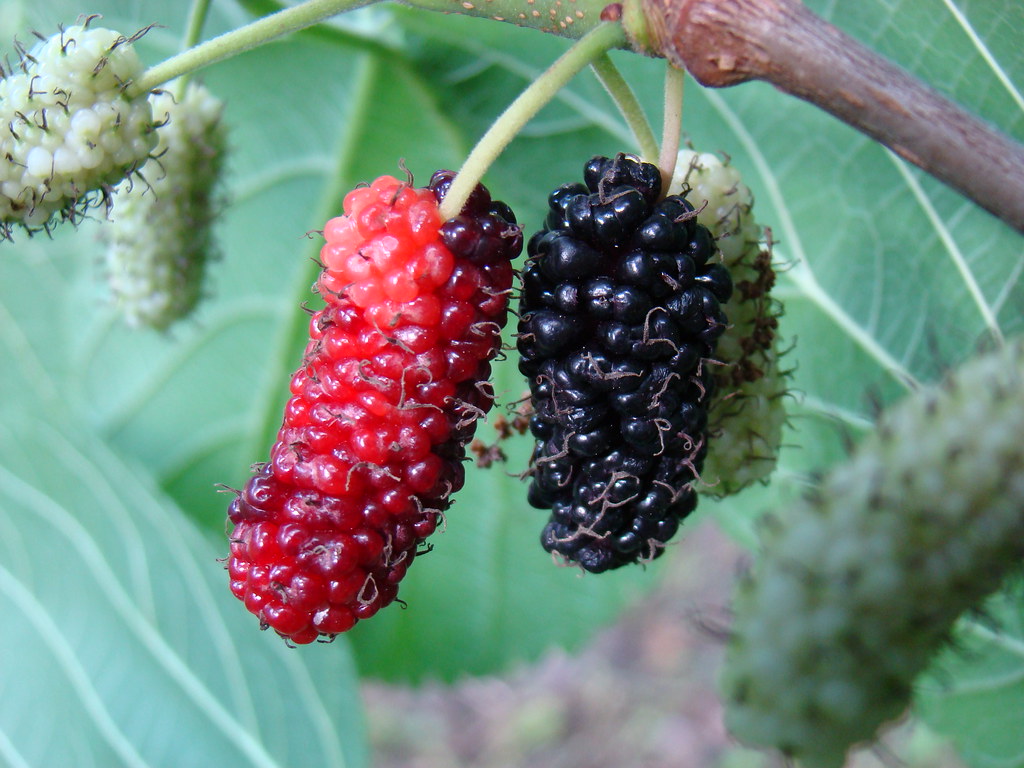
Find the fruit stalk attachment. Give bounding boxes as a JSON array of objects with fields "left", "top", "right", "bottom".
[
  {"left": 656, "top": 63, "right": 684, "bottom": 199},
  {"left": 590, "top": 53, "right": 659, "bottom": 163}
]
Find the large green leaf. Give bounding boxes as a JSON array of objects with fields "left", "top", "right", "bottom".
[
  {"left": 0, "top": 402, "right": 366, "bottom": 766},
  {"left": 917, "top": 592, "right": 1024, "bottom": 768}
]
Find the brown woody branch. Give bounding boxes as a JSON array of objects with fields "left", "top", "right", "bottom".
[{"left": 629, "top": 0, "right": 1024, "bottom": 233}]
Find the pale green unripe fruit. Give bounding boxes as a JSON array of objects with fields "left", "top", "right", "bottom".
[
  {"left": 105, "top": 83, "right": 226, "bottom": 329},
  {"left": 0, "top": 24, "right": 156, "bottom": 235},
  {"left": 668, "top": 151, "right": 786, "bottom": 496},
  {"left": 721, "top": 340, "right": 1024, "bottom": 768},
  {"left": 670, "top": 150, "right": 760, "bottom": 264}
]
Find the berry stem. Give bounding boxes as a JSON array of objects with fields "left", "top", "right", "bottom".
[
  {"left": 657, "top": 63, "right": 684, "bottom": 198},
  {"left": 131, "top": 0, "right": 377, "bottom": 95},
  {"left": 173, "top": 0, "right": 214, "bottom": 98},
  {"left": 438, "top": 21, "right": 627, "bottom": 220},
  {"left": 590, "top": 53, "right": 658, "bottom": 164},
  {"left": 181, "top": 0, "right": 214, "bottom": 53}
]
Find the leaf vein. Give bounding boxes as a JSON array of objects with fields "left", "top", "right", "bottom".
[
  {"left": 0, "top": 723, "right": 34, "bottom": 768},
  {"left": 101, "top": 299, "right": 284, "bottom": 437},
  {"left": 992, "top": 255, "right": 1024, "bottom": 316},
  {"left": 0, "top": 463, "right": 283, "bottom": 768},
  {"left": 940, "top": 0, "right": 1024, "bottom": 115},
  {"left": 0, "top": 564, "right": 153, "bottom": 768},
  {"left": 885, "top": 149, "right": 1003, "bottom": 342},
  {"left": 702, "top": 90, "right": 919, "bottom": 391},
  {"left": 37, "top": 423, "right": 263, "bottom": 735},
  {"left": 961, "top": 617, "right": 1024, "bottom": 660}
]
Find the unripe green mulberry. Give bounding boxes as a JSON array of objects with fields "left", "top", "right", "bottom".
[
  {"left": 669, "top": 150, "right": 786, "bottom": 496},
  {"left": 105, "top": 82, "right": 226, "bottom": 329},
  {"left": 721, "top": 340, "right": 1024, "bottom": 768},
  {"left": 0, "top": 22, "right": 157, "bottom": 237}
]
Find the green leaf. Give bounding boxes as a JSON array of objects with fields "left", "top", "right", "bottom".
[
  {"left": 0, "top": 403, "right": 367, "bottom": 767},
  {"left": 916, "top": 592, "right": 1024, "bottom": 768}
]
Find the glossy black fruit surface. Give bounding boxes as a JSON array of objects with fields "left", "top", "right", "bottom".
[{"left": 518, "top": 154, "right": 731, "bottom": 572}]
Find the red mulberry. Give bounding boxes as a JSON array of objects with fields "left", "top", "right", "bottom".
[{"left": 227, "top": 171, "right": 522, "bottom": 643}]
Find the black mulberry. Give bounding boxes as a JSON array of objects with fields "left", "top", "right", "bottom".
[{"left": 519, "top": 154, "right": 730, "bottom": 572}]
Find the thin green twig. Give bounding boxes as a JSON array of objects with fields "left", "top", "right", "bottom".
[
  {"left": 173, "top": 0, "right": 213, "bottom": 97},
  {"left": 439, "top": 22, "right": 627, "bottom": 220},
  {"left": 131, "top": 0, "right": 377, "bottom": 95},
  {"left": 658, "top": 63, "right": 685, "bottom": 197},
  {"left": 591, "top": 53, "right": 658, "bottom": 163},
  {"left": 181, "top": 0, "right": 213, "bottom": 53}
]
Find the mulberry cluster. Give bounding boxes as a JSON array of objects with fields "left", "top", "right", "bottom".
[
  {"left": 105, "top": 82, "right": 227, "bottom": 329},
  {"left": 518, "top": 154, "right": 731, "bottom": 573},
  {"left": 227, "top": 171, "right": 522, "bottom": 643},
  {"left": 0, "top": 22, "right": 156, "bottom": 236},
  {"left": 722, "top": 340, "right": 1024, "bottom": 768},
  {"left": 669, "top": 150, "right": 786, "bottom": 496}
]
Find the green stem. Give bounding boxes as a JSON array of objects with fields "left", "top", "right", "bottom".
[
  {"left": 181, "top": 0, "right": 213, "bottom": 52},
  {"left": 591, "top": 53, "right": 658, "bottom": 163},
  {"left": 131, "top": 0, "right": 377, "bottom": 95},
  {"left": 658, "top": 63, "right": 685, "bottom": 197},
  {"left": 173, "top": 0, "right": 213, "bottom": 97},
  {"left": 439, "top": 22, "right": 626, "bottom": 220}
]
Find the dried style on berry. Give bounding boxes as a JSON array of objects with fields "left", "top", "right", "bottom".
[
  {"left": 519, "top": 153, "right": 730, "bottom": 573},
  {"left": 0, "top": 22, "right": 157, "bottom": 238},
  {"left": 226, "top": 171, "right": 522, "bottom": 643},
  {"left": 722, "top": 340, "right": 1024, "bottom": 768},
  {"left": 105, "top": 82, "right": 227, "bottom": 329},
  {"left": 669, "top": 150, "right": 787, "bottom": 496}
]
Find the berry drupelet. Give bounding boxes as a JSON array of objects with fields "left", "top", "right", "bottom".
[
  {"left": 227, "top": 171, "right": 522, "bottom": 643},
  {"left": 519, "top": 154, "right": 731, "bottom": 573}
]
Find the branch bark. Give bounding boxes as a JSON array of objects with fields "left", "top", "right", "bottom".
[{"left": 629, "top": 0, "right": 1024, "bottom": 234}]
